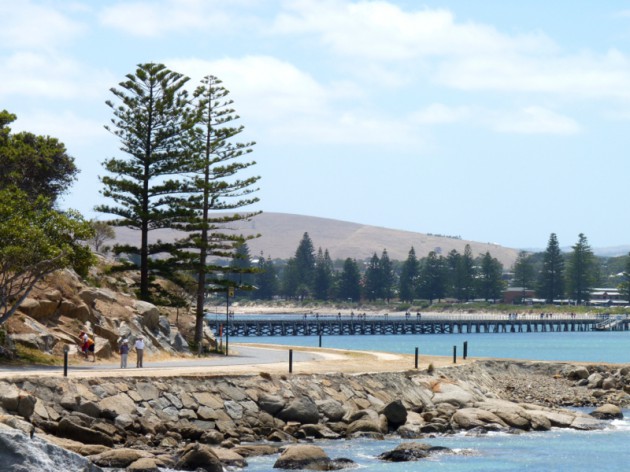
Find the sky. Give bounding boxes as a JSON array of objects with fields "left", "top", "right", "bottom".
[{"left": 2, "top": 0, "right": 630, "bottom": 251}]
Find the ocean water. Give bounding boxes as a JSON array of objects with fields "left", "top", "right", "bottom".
[
  {"left": 224, "top": 317, "right": 630, "bottom": 471},
  {"left": 230, "top": 330, "right": 630, "bottom": 364},
  {"left": 241, "top": 415, "right": 630, "bottom": 471}
]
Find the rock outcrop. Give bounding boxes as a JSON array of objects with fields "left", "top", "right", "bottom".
[
  {"left": 4, "top": 268, "right": 207, "bottom": 360},
  {"left": 0, "top": 361, "right": 624, "bottom": 471}
]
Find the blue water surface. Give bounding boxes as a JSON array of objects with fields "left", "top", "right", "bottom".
[
  {"left": 230, "top": 330, "right": 630, "bottom": 364},
  {"left": 241, "top": 414, "right": 630, "bottom": 472}
]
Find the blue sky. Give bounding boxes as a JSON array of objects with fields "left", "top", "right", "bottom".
[{"left": 2, "top": 0, "right": 630, "bottom": 251}]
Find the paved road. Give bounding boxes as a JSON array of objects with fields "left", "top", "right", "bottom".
[{"left": 0, "top": 345, "right": 322, "bottom": 375}]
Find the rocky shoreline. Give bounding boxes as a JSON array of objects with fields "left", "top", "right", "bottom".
[{"left": 0, "top": 359, "right": 628, "bottom": 471}]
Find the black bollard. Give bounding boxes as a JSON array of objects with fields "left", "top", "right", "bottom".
[
  {"left": 319, "top": 332, "right": 322, "bottom": 348},
  {"left": 289, "top": 349, "right": 293, "bottom": 373},
  {"left": 463, "top": 341, "right": 468, "bottom": 360},
  {"left": 453, "top": 345, "right": 457, "bottom": 364},
  {"left": 63, "top": 344, "right": 69, "bottom": 377},
  {"left": 415, "top": 347, "right": 419, "bottom": 369}
]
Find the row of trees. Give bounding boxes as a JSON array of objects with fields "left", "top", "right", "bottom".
[
  {"left": 224, "top": 233, "right": 505, "bottom": 303},
  {"left": 225, "top": 232, "right": 630, "bottom": 305},
  {"left": 514, "top": 233, "right": 609, "bottom": 303}
]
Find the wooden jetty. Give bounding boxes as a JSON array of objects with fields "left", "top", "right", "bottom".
[{"left": 207, "top": 314, "right": 630, "bottom": 337}]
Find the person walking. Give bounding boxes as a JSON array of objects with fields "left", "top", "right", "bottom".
[
  {"left": 135, "top": 336, "right": 145, "bottom": 368},
  {"left": 119, "top": 339, "right": 129, "bottom": 368}
]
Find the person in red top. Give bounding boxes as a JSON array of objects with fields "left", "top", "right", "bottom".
[{"left": 79, "top": 331, "right": 95, "bottom": 361}]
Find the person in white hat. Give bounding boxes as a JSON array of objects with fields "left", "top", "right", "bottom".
[
  {"left": 134, "top": 336, "right": 145, "bottom": 368},
  {"left": 119, "top": 338, "right": 129, "bottom": 368}
]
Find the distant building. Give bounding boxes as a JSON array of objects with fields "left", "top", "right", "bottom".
[
  {"left": 589, "top": 288, "right": 628, "bottom": 306},
  {"left": 503, "top": 287, "right": 536, "bottom": 304}
]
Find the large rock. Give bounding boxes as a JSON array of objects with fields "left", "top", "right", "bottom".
[
  {"left": 277, "top": 397, "right": 319, "bottom": 424},
  {"left": 474, "top": 400, "right": 532, "bottom": 430},
  {"left": 175, "top": 443, "right": 222, "bottom": 472},
  {"left": 258, "top": 393, "right": 285, "bottom": 415},
  {"left": 379, "top": 442, "right": 452, "bottom": 462},
  {"left": 9, "top": 333, "right": 56, "bottom": 353},
  {"left": 211, "top": 447, "right": 247, "bottom": 468},
  {"left": 0, "top": 425, "right": 103, "bottom": 472},
  {"left": 58, "top": 418, "right": 114, "bottom": 447},
  {"left": 587, "top": 373, "right": 604, "bottom": 389},
  {"left": 135, "top": 301, "right": 160, "bottom": 331},
  {"left": 88, "top": 448, "right": 155, "bottom": 468},
  {"left": 571, "top": 413, "right": 607, "bottom": 431},
  {"left": 346, "top": 418, "right": 383, "bottom": 437},
  {"left": 273, "top": 444, "right": 353, "bottom": 471},
  {"left": 450, "top": 408, "right": 508, "bottom": 431},
  {"left": 16, "top": 297, "right": 58, "bottom": 320},
  {"left": 590, "top": 404, "right": 624, "bottom": 420},
  {"left": 380, "top": 400, "right": 407, "bottom": 427},
  {"left": 316, "top": 398, "right": 345, "bottom": 422},
  {"left": 432, "top": 382, "right": 474, "bottom": 408},
  {"left": 566, "top": 366, "right": 590, "bottom": 380},
  {"left": 98, "top": 393, "right": 137, "bottom": 417},
  {"left": 298, "top": 423, "right": 341, "bottom": 440}
]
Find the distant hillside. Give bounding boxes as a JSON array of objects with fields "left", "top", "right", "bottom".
[{"left": 112, "top": 212, "right": 521, "bottom": 267}]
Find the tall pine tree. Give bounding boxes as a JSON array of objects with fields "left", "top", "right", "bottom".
[
  {"left": 477, "top": 251, "right": 504, "bottom": 301},
  {"left": 338, "top": 258, "right": 361, "bottom": 302},
  {"left": 313, "top": 248, "right": 334, "bottom": 300},
  {"left": 97, "top": 63, "right": 194, "bottom": 300},
  {"left": 399, "top": 247, "right": 418, "bottom": 302},
  {"left": 566, "top": 233, "right": 594, "bottom": 304},
  {"left": 169, "top": 75, "right": 260, "bottom": 342},
  {"left": 364, "top": 253, "right": 381, "bottom": 301},
  {"left": 418, "top": 251, "right": 446, "bottom": 303},
  {"left": 538, "top": 233, "right": 565, "bottom": 303}
]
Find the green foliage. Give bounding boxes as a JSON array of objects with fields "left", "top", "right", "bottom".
[
  {"left": 565, "top": 233, "right": 595, "bottom": 303},
  {"left": 313, "top": 248, "right": 334, "bottom": 300},
  {"left": 338, "top": 258, "right": 361, "bottom": 302},
  {"left": 418, "top": 251, "right": 447, "bottom": 303},
  {"left": 255, "top": 253, "right": 279, "bottom": 300},
  {"left": 399, "top": 247, "right": 418, "bottom": 302},
  {"left": 538, "top": 233, "right": 565, "bottom": 303},
  {"left": 0, "top": 188, "right": 95, "bottom": 324},
  {"left": 477, "top": 251, "right": 505, "bottom": 301},
  {"left": 0, "top": 110, "right": 78, "bottom": 204},
  {"left": 88, "top": 220, "right": 116, "bottom": 253},
  {"left": 512, "top": 251, "right": 536, "bottom": 289},
  {"left": 96, "top": 63, "right": 195, "bottom": 300},
  {"left": 619, "top": 253, "right": 630, "bottom": 302},
  {"left": 166, "top": 74, "right": 260, "bottom": 343}
]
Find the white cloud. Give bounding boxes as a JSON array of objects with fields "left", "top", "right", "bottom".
[
  {"left": 411, "top": 103, "right": 471, "bottom": 124},
  {"left": 0, "top": 51, "right": 114, "bottom": 101},
  {"left": 168, "top": 56, "right": 330, "bottom": 121},
  {"left": 437, "top": 49, "right": 630, "bottom": 100},
  {"left": 491, "top": 106, "right": 580, "bottom": 135},
  {"left": 12, "top": 110, "right": 107, "bottom": 147},
  {"left": 99, "top": 0, "right": 235, "bottom": 37},
  {"left": 271, "top": 1, "right": 630, "bottom": 102},
  {"left": 273, "top": 0, "right": 554, "bottom": 61},
  {"left": 0, "top": 1, "right": 85, "bottom": 50},
  {"left": 168, "top": 55, "right": 424, "bottom": 147}
]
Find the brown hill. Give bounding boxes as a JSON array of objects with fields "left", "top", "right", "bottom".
[{"left": 112, "top": 212, "right": 520, "bottom": 268}]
